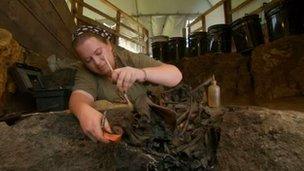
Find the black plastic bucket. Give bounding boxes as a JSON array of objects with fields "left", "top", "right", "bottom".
[
  {"left": 152, "top": 36, "right": 169, "bottom": 61},
  {"left": 188, "top": 32, "right": 208, "bottom": 57},
  {"left": 264, "top": 0, "right": 304, "bottom": 41},
  {"left": 231, "top": 14, "right": 264, "bottom": 53},
  {"left": 207, "top": 24, "right": 231, "bottom": 53},
  {"left": 167, "top": 37, "right": 186, "bottom": 62}
]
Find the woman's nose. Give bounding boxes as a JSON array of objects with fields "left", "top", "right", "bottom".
[{"left": 92, "top": 55, "right": 102, "bottom": 65}]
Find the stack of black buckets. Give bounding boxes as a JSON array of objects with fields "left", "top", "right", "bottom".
[{"left": 152, "top": 0, "right": 304, "bottom": 61}]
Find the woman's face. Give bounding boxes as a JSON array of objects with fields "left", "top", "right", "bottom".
[{"left": 75, "top": 36, "right": 114, "bottom": 76}]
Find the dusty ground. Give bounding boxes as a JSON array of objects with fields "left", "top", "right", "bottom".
[
  {"left": 222, "top": 95, "right": 304, "bottom": 113},
  {"left": 1, "top": 105, "right": 304, "bottom": 170},
  {"left": 217, "top": 106, "right": 304, "bottom": 170},
  {"left": 0, "top": 113, "right": 154, "bottom": 170},
  {"left": 262, "top": 96, "right": 304, "bottom": 112}
]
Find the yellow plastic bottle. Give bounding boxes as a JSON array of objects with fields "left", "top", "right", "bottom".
[{"left": 208, "top": 75, "right": 220, "bottom": 108}]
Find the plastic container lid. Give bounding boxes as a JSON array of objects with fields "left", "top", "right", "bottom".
[
  {"left": 151, "top": 35, "right": 169, "bottom": 43},
  {"left": 189, "top": 31, "right": 207, "bottom": 38},
  {"left": 264, "top": 0, "right": 285, "bottom": 17},
  {"left": 169, "top": 37, "right": 185, "bottom": 41},
  {"left": 231, "top": 14, "right": 260, "bottom": 28},
  {"left": 208, "top": 24, "right": 230, "bottom": 32}
]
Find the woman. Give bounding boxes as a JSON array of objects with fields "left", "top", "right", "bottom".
[{"left": 69, "top": 25, "right": 182, "bottom": 143}]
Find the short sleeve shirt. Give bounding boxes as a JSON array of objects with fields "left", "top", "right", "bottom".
[{"left": 73, "top": 46, "right": 163, "bottom": 103}]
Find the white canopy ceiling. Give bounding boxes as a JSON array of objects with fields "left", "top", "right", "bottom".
[
  {"left": 84, "top": 0, "right": 222, "bottom": 38},
  {"left": 110, "top": 0, "right": 222, "bottom": 37},
  {"left": 110, "top": 0, "right": 213, "bottom": 15}
]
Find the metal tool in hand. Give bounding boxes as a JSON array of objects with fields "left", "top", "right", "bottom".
[
  {"left": 101, "top": 111, "right": 107, "bottom": 130},
  {"left": 100, "top": 110, "right": 123, "bottom": 142},
  {"left": 103, "top": 54, "right": 132, "bottom": 105}
]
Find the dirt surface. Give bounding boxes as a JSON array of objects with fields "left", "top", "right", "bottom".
[
  {"left": 222, "top": 95, "right": 304, "bottom": 113},
  {"left": 262, "top": 96, "right": 304, "bottom": 112},
  {"left": 218, "top": 106, "right": 304, "bottom": 170},
  {"left": 0, "top": 113, "right": 154, "bottom": 170},
  {"left": 1, "top": 105, "right": 304, "bottom": 170},
  {"left": 178, "top": 53, "right": 252, "bottom": 101},
  {"left": 0, "top": 115, "right": 113, "bottom": 170},
  {"left": 251, "top": 34, "right": 304, "bottom": 102}
]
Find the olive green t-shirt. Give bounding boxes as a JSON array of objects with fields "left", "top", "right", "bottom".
[{"left": 73, "top": 46, "right": 163, "bottom": 103}]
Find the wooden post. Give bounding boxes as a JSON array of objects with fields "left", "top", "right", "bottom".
[
  {"left": 71, "top": 0, "right": 77, "bottom": 24},
  {"left": 115, "top": 11, "right": 121, "bottom": 45},
  {"left": 76, "top": 0, "right": 84, "bottom": 25},
  {"left": 224, "top": 0, "right": 232, "bottom": 24},
  {"left": 188, "top": 26, "right": 191, "bottom": 36},
  {"left": 143, "top": 28, "right": 149, "bottom": 55},
  {"left": 182, "top": 28, "right": 186, "bottom": 38},
  {"left": 201, "top": 15, "right": 206, "bottom": 31}
]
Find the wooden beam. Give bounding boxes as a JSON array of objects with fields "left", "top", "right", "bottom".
[
  {"left": 201, "top": 16, "right": 206, "bottom": 31},
  {"left": 182, "top": 27, "right": 186, "bottom": 37},
  {"left": 115, "top": 11, "right": 121, "bottom": 45},
  {"left": 206, "top": 0, "right": 212, "bottom": 6},
  {"left": 76, "top": 0, "right": 83, "bottom": 25},
  {"left": 188, "top": 26, "right": 191, "bottom": 36},
  {"left": 203, "top": 0, "right": 226, "bottom": 17},
  {"left": 79, "top": 1, "right": 142, "bottom": 37},
  {"left": 75, "top": 14, "right": 115, "bottom": 34},
  {"left": 0, "top": 0, "right": 75, "bottom": 59},
  {"left": 132, "top": 13, "right": 201, "bottom": 17},
  {"left": 77, "top": 1, "right": 116, "bottom": 24},
  {"left": 235, "top": 0, "right": 281, "bottom": 16},
  {"left": 143, "top": 28, "right": 149, "bottom": 54},
  {"left": 76, "top": 14, "right": 145, "bottom": 46},
  {"left": 193, "top": 27, "right": 203, "bottom": 33},
  {"left": 188, "top": 0, "right": 226, "bottom": 27},
  {"left": 224, "top": 0, "right": 232, "bottom": 24},
  {"left": 18, "top": 0, "right": 74, "bottom": 57},
  {"left": 49, "top": 0, "right": 76, "bottom": 33},
  {"left": 98, "top": 0, "right": 146, "bottom": 29},
  {"left": 77, "top": 0, "right": 83, "bottom": 16},
  {"left": 70, "top": 0, "right": 77, "bottom": 24},
  {"left": 231, "top": 0, "right": 254, "bottom": 14},
  {"left": 120, "top": 23, "right": 143, "bottom": 37}
]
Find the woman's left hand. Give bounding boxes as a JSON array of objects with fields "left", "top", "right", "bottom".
[{"left": 111, "top": 66, "right": 146, "bottom": 92}]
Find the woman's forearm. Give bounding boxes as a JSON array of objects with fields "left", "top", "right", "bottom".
[
  {"left": 143, "top": 64, "right": 182, "bottom": 87},
  {"left": 69, "top": 91, "right": 95, "bottom": 118}
]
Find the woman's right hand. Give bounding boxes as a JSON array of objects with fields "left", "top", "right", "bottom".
[
  {"left": 77, "top": 107, "right": 112, "bottom": 143},
  {"left": 69, "top": 91, "right": 112, "bottom": 143}
]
